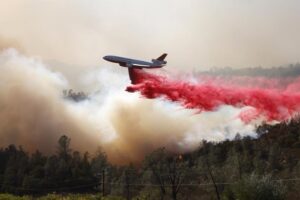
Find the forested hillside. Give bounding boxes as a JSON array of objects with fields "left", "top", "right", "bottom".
[{"left": 1, "top": 118, "right": 300, "bottom": 200}]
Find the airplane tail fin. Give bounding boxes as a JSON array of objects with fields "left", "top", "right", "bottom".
[{"left": 156, "top": 53, "right": 167, "bottom": 61}]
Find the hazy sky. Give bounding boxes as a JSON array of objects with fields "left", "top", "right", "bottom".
[{"left": 1, "top": 0, "right": 300, "bottom": 69}]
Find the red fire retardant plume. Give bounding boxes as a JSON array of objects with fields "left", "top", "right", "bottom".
[{"left": 126, "top": 69, "right": 300, "bottom": 123}]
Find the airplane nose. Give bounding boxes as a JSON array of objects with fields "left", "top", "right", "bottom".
[{"left": 103, "top": 56, "right": 108, "bottom": 61}]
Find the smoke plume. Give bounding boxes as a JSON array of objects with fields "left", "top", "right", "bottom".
[{"left": 0, "top": 49, "right": 259, "bottom": 164}]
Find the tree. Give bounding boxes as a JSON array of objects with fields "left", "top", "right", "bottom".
[
  {"left": 44, "top": 155, "right": 58, "bottom": 183},
  {"left": 1, "top": 145, "right": 29, "bottom": 194},
  {"left": 22, "top": 150, "right": 46, "bottom": 191},
  {"left": 57, "top": 135, "right": 72, "bottom": 162},
  {"left": 224, "top": 174, "right": 286, "bottom": 200},
  {"left": 55, "top": 135, "right": 72, "bottom": 182},
  {"left": 145, "top": 148, "right": 189, "bottom": 200},
  {"left": 91, "top": 148, "right": 109, "bottom": 195},
  {"left": 143, "top": 148, "right": 168, "bottom": 200},
  {"left": 166, "top": 155, "right": 188, "bottom": 200},
  {"left": 91, "top": 149, "right": 108, "bottom": 175}
]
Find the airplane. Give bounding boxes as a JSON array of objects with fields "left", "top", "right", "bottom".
[{"left": 103, "top": 53, "right": 167, "bottom": 84}]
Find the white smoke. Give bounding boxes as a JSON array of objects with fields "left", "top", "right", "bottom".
[{"left": 0, "top": 49, "right": 260, "bottom": 163}]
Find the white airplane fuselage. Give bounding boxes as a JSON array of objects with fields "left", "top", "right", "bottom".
[
  {"left": 103, "top": 53, "right": 167, "bottom": 83},
  {"left": 103, "top": 54, "right": 167, "bottom": 69}
]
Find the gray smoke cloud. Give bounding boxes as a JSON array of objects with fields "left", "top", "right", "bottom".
[{"left": 0, "top": 49, "right": 258, "bottom": 163}]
